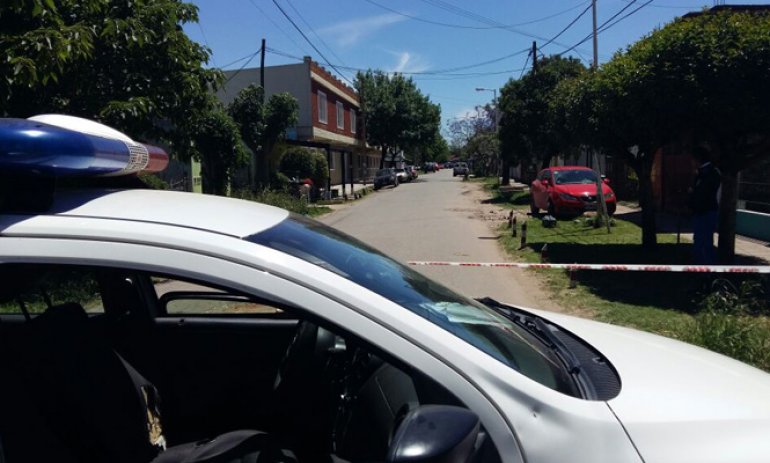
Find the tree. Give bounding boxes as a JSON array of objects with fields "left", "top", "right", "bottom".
[
  {"left": 626, "top": 10, "right": 770, "bottom": 262},
  {"left": 355, "top": 70, "right": 441, "bottom": 167},
  {"left": 191, "top": 105, "right": 247, "bottom": 195},
  {"left": 559, "top": 10, "right": 770, "bottom": 258},
  {"left": 498, "top": 56, "right": 586, "bottom": 184},
  {"left": 0, "top": 0, "right": 221, "bottom": 156},
  {"left": 279, "top": 146, "right": 328, "bottom": 188},
  {"left": 464, "top": 132, "right": 499, "bottom": 177},
  {"left": 228, "top": 84, "right": 298, "bottom": 188}
]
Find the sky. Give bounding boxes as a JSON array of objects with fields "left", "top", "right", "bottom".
[{"left": 183, "top": 0, "right": 767, "bottom": 135}]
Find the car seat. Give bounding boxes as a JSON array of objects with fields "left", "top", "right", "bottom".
[{"left": 17, "top": 302, "right": 295, "bottom": 463}]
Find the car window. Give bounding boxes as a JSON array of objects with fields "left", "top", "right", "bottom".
[
  {"left": 0, "top": 264, "right": 104, "bottom": 315},
  {"left": 248, "top": 214, "right": 579, "bottom": 396},
  {"left": 554, "top": 169, "right": 597, "bottom": 185},
  {"left": 153, "top": 277, "right": 284, "bottom": 316}
]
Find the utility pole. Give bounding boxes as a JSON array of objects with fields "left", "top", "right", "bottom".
[
  {"left": 259, "top": 38, "right": 266, "bottom": 95},
  {"left": 591, "top": 0, "right": 598, "bottom": 69},
  {"left": 531, "top": 41, "right": 538, "bottom": 73}
]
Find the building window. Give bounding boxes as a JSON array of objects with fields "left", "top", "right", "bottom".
[
  {"left": 336, "top": 101, "right": 344, "bottom": 129},
  {"left": 318, "top": 91, "right": 327, "bottom": 124},
  {"left": 351, "top": 109, "right": 357, "bottom": 134}
]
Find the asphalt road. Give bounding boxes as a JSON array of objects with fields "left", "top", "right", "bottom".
[{"left": 320, "top": 169, "right": 555, "bottom": 310}]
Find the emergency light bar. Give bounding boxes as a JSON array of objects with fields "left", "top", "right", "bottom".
[{"left": 0, "top": 115, "right": 168, "bottom": 177}]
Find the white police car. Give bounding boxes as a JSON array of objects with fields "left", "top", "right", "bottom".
[{"left": 1, "top": 116, "right": 769, "bottom": 463}]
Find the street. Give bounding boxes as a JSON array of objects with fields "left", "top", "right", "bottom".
[{"left": 320, "top": 169, "right": 565, "bottom": 312}]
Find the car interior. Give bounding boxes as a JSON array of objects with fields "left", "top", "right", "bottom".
[{"left": 0, "top": 263, "right": 501, "bottom": 463}]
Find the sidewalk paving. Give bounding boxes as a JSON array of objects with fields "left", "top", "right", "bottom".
[{"left": 614, "top": 204, "right": 770, "bottom": 265}]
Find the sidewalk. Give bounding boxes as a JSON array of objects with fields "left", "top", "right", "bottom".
[
  {"left": 614, "top": 204, "right": 770, "bottom": 264},
  {"left": 326, "top": 181, "right": 373, "bottom": 200}
]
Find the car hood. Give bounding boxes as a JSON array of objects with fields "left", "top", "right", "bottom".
[
  {"left": 554, "top": 183, "right": 612, "bottom": 196},
  {"left": 527, "top": 308, "right": 770, "bottom": 463}
]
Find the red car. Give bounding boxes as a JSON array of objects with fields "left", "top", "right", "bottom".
[{"left": 530, "top": 166, "right": 617, "bottom": 217}]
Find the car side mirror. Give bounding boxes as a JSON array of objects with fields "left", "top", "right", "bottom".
[
  {"left": 602, "top": 176, "right": 610, "bottom": 184},
  {"left": 542, "top": 179, "right": 550, "bottom": 186},
  {"left": 387, "top": 405, "right": 480, "bottom": 463}
]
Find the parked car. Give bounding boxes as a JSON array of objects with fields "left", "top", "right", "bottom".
[
  {"left": 530, "top": 166, "right": 617, "bottom": 217},
  {"left": 405, "top": 165, "right": 419, "bottom": 180},
  {"left": 394, "top": 168, "right": 410, "bottom": 183},
  {"left": 423, "top": 162, "right": 437, "bottom": 173},
  {"left": 373, "top": 167, "right": 398, "bottom": 190},
  {"left": 2, "top": 116, "right": 770, "bottom": 463},
  {"left": 453, "top": 162, "right": 469, "bottom": 177}
]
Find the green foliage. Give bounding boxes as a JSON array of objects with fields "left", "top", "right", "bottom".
[
  {"left": 278, "top": 145, "right": 328, "bottom": 188},
  {"left": 227, "top": 84, "right": 265, "bottom": 154},
  {"left": 693, "top": 279, "right": 770, "bottom": 370},
  {"left": 138, "top": 172, "right": 169, "bottom": 190},
  {"left": 231, "top": 188, "right": 330, "bottom": 217},
  {"left": 499, "top": 56, "right": 586, "bottom": 170},
  {"left": 0, "top": 0, "right": 221, "bottom": 158},
  {"left": 192, "top": 105, "right": 246, "bottom": 195},
  {"left": 227, "top": 85, "right": 298, "bottom": 187},
  {"left": 355, "top": 70, "right": 441, "bottom": 164}
]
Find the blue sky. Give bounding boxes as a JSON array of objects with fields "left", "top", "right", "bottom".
[{"left": 184, "top": 1, "right": 765, "bottom": 134}]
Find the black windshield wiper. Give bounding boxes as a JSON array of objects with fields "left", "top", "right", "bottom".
[{"left": 477, "top": 297, "right": 582, "bottom": 375}]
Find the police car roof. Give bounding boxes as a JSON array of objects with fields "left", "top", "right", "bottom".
[{"left": 41, "top": 188, "right": 289, "bottom": 238}]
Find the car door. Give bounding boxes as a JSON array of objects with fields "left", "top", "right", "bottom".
[{"left": 0, "top": 235, "right": 522, "bottom": 462}]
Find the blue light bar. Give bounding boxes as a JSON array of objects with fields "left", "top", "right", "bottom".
[{"left": 0, "top": 118, "right": 153, "bottom": 177}]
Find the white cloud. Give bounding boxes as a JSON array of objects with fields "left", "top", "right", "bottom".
[
  {"left": 389, "top": 51, "right": 430, "bottom": 74},
  {"left": 319, "top": 13, "right": 405, "bottom": 47}
]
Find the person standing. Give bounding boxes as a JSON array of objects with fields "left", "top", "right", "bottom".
[{"left": 689, "top": 146, "right": 721, "bottom": 264}]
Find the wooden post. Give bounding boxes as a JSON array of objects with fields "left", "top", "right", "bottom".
[
  {"left": 520, "top": 221, "right": 527, "bottom": 249},
  {"left": 512, "top": 215, "right": 517, "bottom": 237}
]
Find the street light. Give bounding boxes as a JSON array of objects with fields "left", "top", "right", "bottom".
[{"left": 474, "top": 88, "right": 498, "bottom": 131}]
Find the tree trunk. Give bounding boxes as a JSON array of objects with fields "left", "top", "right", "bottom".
[
  {"left": 501, "top": 158, "right": 511, "bottom": 186},
  {"left": 380, "top": 146, "right": 386, "bottom": 169},
  {"left": 636, "top": 156, "right": 658, "bottom": 248},
  {"left": 717, "top": 170, "right": 738, "bottom": 264}
]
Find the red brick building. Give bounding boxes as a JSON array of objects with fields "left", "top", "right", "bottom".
[{"left": 219, "top": 57, "right": 379, "bottom": 196}]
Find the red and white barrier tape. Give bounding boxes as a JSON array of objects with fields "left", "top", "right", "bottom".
[{"left": 408, "top": 261, "right": 770, "bottom": 273}]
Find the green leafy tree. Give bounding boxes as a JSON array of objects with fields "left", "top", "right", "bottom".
[
  {"left": 0, "top": 0, "right": 221, "bottom": 157},
  {"left": 625, "top": 10, "right": 770, "bottom": 262},
  {"left": 355, "top": 70, "right": 441, "bottom": 168},
  {"left": 191, "top": 106, "right": 246, "bottom": 195},
  {"left": 559, "top": 11, "right": 770, "bottom": 257},
  {"left": 498, "top": 56, "right": 586, "bottom": 184},
  {"left": 228, "top": 84, "right": 298, "bottom": 188}
]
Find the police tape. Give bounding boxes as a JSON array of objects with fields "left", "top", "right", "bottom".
[{"left": 407, "top": 261, "right": 770, "bottom": 273}]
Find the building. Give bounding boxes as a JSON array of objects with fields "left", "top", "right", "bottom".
[{"left": 217, "top": 57, "right": 379, "bottom": 197}]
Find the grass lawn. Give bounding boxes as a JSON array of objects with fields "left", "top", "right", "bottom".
[{"left": 485, "top": 184, "right": 770, "bottom": 370}]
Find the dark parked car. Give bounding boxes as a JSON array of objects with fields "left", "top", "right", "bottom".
[
  {"left": 453, "top": 162, "right": 469, "bottom": 177},
  {"left": 373, "top": 168, "right": 398, "bottom": 190}
]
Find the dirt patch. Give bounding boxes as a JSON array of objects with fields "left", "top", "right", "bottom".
[{"left": 467, "top": 182, "right": 574, "bottom": 315}]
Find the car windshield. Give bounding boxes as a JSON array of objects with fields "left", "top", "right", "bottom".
[
  {"left": 248, "top": 214, "right": 577, "bottom": 396},
  {"left": 554, "top": 170, "right": 597, "bottom": 185}
]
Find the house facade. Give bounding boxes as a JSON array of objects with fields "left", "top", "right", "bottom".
[{"left": 218, "top": 57, "right": 379, "bottom": 197}]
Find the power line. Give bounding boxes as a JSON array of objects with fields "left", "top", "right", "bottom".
[
  {"left": 363, "top": 0, "right": 591, "bottom": 30},
  {"left": 246, "top": 0, "right": 310, "bottom": 57},
  {"left": 270, "top": 0, "right": 355, "bottom": 86},
  {"left": 224, "top": 46, "right": 263, "bottom": 85},
  {"left": 265, "top": 47, "right": 526, "bottom": 78},
  {"left": 220, "top": 52, "right": 256, "bottom": 70},
  {"left": 540, "top": 3, "right": 593, "bottom": 49},
  {"left": 519, "top": 51, "right": 531, "bottom": 79},
  {"left": 558, "top": 0, "right": 653, "bottom": 58},
  {"left": 415, "top": 0, "right": 595, "bottom": 56},
  {"left": 283, "top": 0, "right": 349, "bottom": 72}
]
